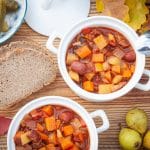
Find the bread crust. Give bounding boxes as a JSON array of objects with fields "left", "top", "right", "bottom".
[{"left": 0, "top": 40, "right": 57, "bottom": 109}]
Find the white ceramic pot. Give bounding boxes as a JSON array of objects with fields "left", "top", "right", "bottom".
[
  {"left": 46, "top": 16, "right": 150, "bottom": 102},
  {"left": 7, "top": 96, "right": 109, "bottom": 150}
]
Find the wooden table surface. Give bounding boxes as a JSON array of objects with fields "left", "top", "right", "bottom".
[{"left": 0, "top": 1, "right": 150, "bottom": 150}]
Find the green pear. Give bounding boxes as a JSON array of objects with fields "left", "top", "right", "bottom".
[
  {"left": 119, "top": 128, "right": 142, "bottom": 150},
  {"left": 126, "top": 108, "right": 148, "bottom": 135},
  {"left": 143, "top": 130, "right": 150, "bottom": 149}
]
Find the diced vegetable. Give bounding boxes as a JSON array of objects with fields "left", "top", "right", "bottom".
[
  {"left": 98, "top": 84, "right": 112, "bottom": 94},
  {"left": 42, "top": 105, "right": 53, "bottom": 116},
  {"left": 37, "top": 123, "right": 44, "bottom": 132},
  {"left": 48, "top": 132, "right": 57, "bottom": 144},
  {"left": 66, "top": 53, "right": 79, "bottom": 65},
  {"left": 111, "top": 65, "right": 121, "bottom": 74},
  {"left": 103, "top": 62, "right": 110, "bottom": 71},
  {"left": 20, "top": 132, "right": 31, "bottom": 145},
  {"left": 94, "top": 35, "right": 108, "bottom": 50},
  {"left": 92, "top": 53, "right": 104, "bottom": 62},
  {"left": 37, "top": 131, "right": 49, "bottom": 141},
  {"left": 75, "top": 45, "right": 91, "bottom": 59},
  {"left": 69, "top": 70, "right": 79, "bottom": 83},
  {"left": 60, "top": 137, "right": 74, "bottom": 150},
  {"left": 85, "top": 72, "right": 95, "bottom": 80},
  {"left": 14, "top": 105, "right": 90, "bottom": 149},
  {"left": 14, "top": 131, "right": 24, "bottom": 145},
  {"left": 108, "top": 56, "right": 121, "bottom": 65},
  {"left": 83, "top": 81, "right": 94, "bottom": 92},
  {"left": 56, "top": 119, "right": 61, "bottom": 129},
  {"left": 63, "top": 125, "right": 74, "bottom": 136},
  {"left": 57, "top": 129, "right": 63, "bottom": 138},
  {"left": 108, "top": 33, "right": 116, "bottom": 46},
  {"left": 122, "top": 69, "right": 132, "bottom": 78},
  {"left": 130, "top": 65, "right": 135, "bottom": 73},
  {"left": 95, "top": 63, "right": 103, "bottom": 72},
  {"left": 104, "top": 71, "right": 111, "bottom": 82},
  {"left": 112, "top": 75, "right": 123, "bottom": 84},
  {"left": 45, "top": 116, "right": 56, "bottom": 131}
]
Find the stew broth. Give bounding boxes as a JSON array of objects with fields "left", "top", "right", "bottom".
[
  {"left": 14, "top": 105, "right": 90, "bottom": 150},
  {"left": 66, "top": 27, "right": 136, "bottom": 94}
]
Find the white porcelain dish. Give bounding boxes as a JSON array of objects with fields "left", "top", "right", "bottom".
[
  {"left": 0, "top": 0, "right": 27, "bottom": 44},
  {"left": 47, "top": 16, "right": 150, "bottom": 102},
  {"left": 7, "top": 96, "right": 109, "bottom": 150}
]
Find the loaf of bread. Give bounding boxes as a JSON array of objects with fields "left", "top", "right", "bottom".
[{"left": 0, "top": 41, "right": 56, "bottom": 109}]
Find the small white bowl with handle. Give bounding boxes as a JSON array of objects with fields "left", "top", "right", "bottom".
[
  {"left": 7, "top": 96, "right": 109, "bottom": 150},
  {"left": 46, "top": 16, "right": 150, "bottom": 102}
]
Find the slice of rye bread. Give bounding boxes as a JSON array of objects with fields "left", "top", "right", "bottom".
[{"left": 0, "top": 41, "right": 56, "bottom": 109}]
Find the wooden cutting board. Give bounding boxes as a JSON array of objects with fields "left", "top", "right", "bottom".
[{"left": 0, "top": 1, "right": 150, "bottom": 149}]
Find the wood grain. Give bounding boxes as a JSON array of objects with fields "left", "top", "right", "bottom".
[{"left": 0, "top": 1, "right": 150, "bottom": 150}]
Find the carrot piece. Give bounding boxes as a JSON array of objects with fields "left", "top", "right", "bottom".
[
  {"left": 37, "top": 123, "right": 44, "bottom": 132},
  {"left": 63, "top": 125, "right": 74, "bottom": 136},
  {"left": 85, "top": 72, "right": 95, "bottom": 80},
  {"left": 48, "top": 132, "right": 57, "bottom": 145},
  {"left": 122, "top": 69, "right": 132, "bottom": 78},
  {"left": 92, "top": 53, "right": 104, "bottom": 62},
  {"left": 37, "top": 131, "right": 49, "bottom": 141},
  {"left": 104, "top": 71, "right": 111, "bottom": 82},
  {"left": 130, "top": 65, "right": 135, "bottom": 73},
  {"left": 93, "top": 35, "right": 108, "bottom": 50},
  {"left": 45, "top": 116, "right": 56, "bottom": 131},
  {"left": 75, "top": 45, "right": 91, "bottom": 59},
  {"left": 60, "top": 137, "right": 74, "bottom": 150},
  {"left": 83, "top": 81, "right": 94, "bottom": 92},
  {"left": 111, "top": 65, "right": 121, "bottom": 74},
  {"left": 42, "top": 105, "right": 53, "bottom": 116},
  {"left": 39, "top": 147, "right": 46, "bottom": 150},
  {"left": 95, "top": 63, "right": 103, "bottom": 72}
]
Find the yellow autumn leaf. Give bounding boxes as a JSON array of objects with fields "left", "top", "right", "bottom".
[
  {"left": 125, "top": 0, "right": 149, "bottom": 30},
  {"left": 96, "top": 0, "right": 129, "bottom": 21},
  {"left": 96, "top": 0, "right": 104, "bottom": 12}
]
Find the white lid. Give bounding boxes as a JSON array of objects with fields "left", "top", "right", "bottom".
[{"left": 25, "top": 0, "right": 90, "bottom": 36}]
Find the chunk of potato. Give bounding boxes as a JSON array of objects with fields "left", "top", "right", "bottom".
[
  {"left": 108, "top": 56, "right": 121, "bottom": 65},
  {"left": 95, "top": 63, "right": 103, "bottom": 72},
  {"left": 66, "top": 53, "right": 79, "bottom": 65},
  {"left": 104, "top": 71, "right": 111, "bottom": 82},
  {"left": 103, "top": 62, "right": 110, "bottom": 71},
  {"left": 94, "top": 35, "right": 108, "bottom": 50},
  {"left": 20, "top": 132, "right": 31, "bottom": 145},
  {"left": 98, "top": 84, "right": 112, "bottom": 94},
  {"left": 112, "top": 75, "right": 123, "bottom": 84},
  {"left": 111, "top": 65, "right": 121, "bottom": 73},
  {"left": 69, "top": 70, "right": 79, "bottom": 82}
]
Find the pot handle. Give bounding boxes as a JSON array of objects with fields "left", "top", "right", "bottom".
[
  {"left": 46, "top": 31, "right": 63, "bottom": 54},
  {"left": 135, "top": 69, "right": 150, "bottom": 91},
  {"left": 90, "top": 110, "right": 109, "bottom": 134}
]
